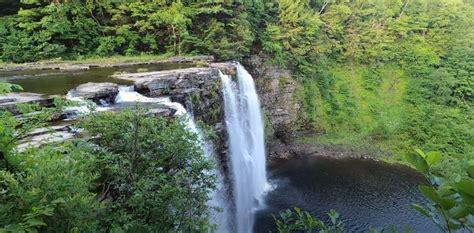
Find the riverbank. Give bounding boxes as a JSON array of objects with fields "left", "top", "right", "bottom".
[
  {"left": 0, "top": 54, "right": 214, "bottom": 72},
  {"left": 266, "top": 131, "right": 406, "bottom": 167}
]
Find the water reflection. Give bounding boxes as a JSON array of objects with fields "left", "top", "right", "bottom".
[{"left": 254, "top": 156, "right": 439, "bottom": 232}]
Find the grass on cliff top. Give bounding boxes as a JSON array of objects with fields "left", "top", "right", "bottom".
[{"left": 0, "top": 53, "right": 196, "bottom": 68}]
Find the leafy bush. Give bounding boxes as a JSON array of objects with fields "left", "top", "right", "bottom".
[
  {"left": 80, "top": 107, "right": 216, "bottom": 232},
  {"left": 0, "top": 144, "right": 102, "bottom": 232},
  {"left": 274, "top": 208, "right": 344, "bottom": 233},
  {"left": 405, "top": 150, "right": 474, "bottom": 232},
  {"left": 1, "top": 99, "right": 217, "bottom": 232}
]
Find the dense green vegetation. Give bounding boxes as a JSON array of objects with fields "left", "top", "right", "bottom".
[
  {"left": 0, "top": 104, "right": 216, "bottom": 232},
  {"left": 0, "top": 0, "right": 473, "bottom": 231},
  {"left": 0, "top": 0, "right": 472, "bottom": 177},
  {"left": 261, "top": 0, "right": 473, "bottom": 178},
  {"left": 405, "top": 150, "right": 474, "bottom": 232}
]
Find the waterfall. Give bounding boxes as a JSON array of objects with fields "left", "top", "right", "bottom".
[
  {"left": 64, "top": 92, "right": 110, "bottom": 118},
  {"left": 115, "top": 86, "right": 231, "bottom": 232},
  {"left": 221, "top": 63, "right": 269, "bottom": 233},
  {"left": 115, "top": 86, "right": 169, "bottom": 103}
]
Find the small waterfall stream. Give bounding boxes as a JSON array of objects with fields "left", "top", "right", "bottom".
[
  {"left": 221, "top": 63, "right": 269, "bottom": 233},
  {"left": 115, "top": 86, "right": 231, "bottom": 232}
]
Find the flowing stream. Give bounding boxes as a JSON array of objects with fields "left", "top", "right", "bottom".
[{"left": 221, "top": 63, "right": 269, "bottom": 233}]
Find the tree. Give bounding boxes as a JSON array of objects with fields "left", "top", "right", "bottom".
[{"left": 80, "top": 107, "right": 216, "bottom": 232}]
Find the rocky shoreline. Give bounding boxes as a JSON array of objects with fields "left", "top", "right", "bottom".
[
  {"left": 267, "top": 140, "right": 379, "bottom": 161},
  {"left": 0, "top": 55, "right": 214, "bottom": 72}
]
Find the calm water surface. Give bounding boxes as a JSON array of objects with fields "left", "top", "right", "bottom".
[
  {"left": 255, "top": 156, "right": 439, "bottom": 232},
  {"left": 0, "top": 63, "right": 194, "bottom": 95}
]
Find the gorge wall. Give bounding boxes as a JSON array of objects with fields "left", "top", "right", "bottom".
[
  {"left": 244, "top": 55, "right": 300, "bottom": 142},
  {"left": 243, "top": 54, "right": 302, "bottom": 157}
]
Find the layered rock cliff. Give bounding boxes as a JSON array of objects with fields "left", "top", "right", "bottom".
[{"left": 244, "top": 54, "right": 300, "bottom": 143}]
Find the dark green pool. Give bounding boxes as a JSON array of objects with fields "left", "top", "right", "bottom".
[{"left": 255, "top": 156, "right": 439, "bottom": 232}]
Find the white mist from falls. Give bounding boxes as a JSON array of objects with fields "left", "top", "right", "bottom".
[
  {"left": 115, "top": 85, "right": 231, "bottom": 232},
  {"left": 221, "top": 63, "right": 269, "bottom": 233}
]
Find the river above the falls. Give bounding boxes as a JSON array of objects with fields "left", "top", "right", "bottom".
[
  {"left": 0, "top": 63, "right": 194, "bottom": 95},
  {"left": 254, "top": 156, "right": 439, "bottom": 232}
]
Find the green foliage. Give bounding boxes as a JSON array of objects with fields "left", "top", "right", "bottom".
[
  {"left": 0, "top": 95, "right": 102, "bottom": 232},
  {"left": 0, "top": 82, "right": 22, "bottom": 94},
  {"left": 1, "top": 101, "right": 216, "bottom": 232},
  {"left": 405, "top": 150, "right": 474, "bottom": 232},
  {"left": 274, "top": 208, "right": 345, "bottom": 233},
  {"left": 0, "top": 144, "right": 101, "bottom": 232},
  {"left": 0, "top": 3, "right": 100, "bottom": 62},
  {"left": 79, "top": 107, "right": 215, "bottom": 232},
  {"left": 0, "top": 0, "right": 259, "bottom": 62},
  {"left": 0, "top": 97, "right": 66, "bottom": 171},
  {"left": 259, "top": 0, "right": 473, "bottom": 176}
]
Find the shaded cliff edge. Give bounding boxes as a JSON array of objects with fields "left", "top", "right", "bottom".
[
  {"left": 243, "top": 54, "right": 371, "bottom": 161},
  {"left": 243, "top": 54, "right": 303, "bottom": 159}
]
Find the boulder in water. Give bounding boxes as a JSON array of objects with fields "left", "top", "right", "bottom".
[
  {"left": 70, "top": 82, "right": 119, "bottom": 103},
  {"left": 112, "top": 67, "right": 220, "bottom": 94}
]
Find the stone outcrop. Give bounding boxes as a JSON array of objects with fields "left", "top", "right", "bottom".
[
  {"left": 59, "top": 65, "right": 89, "bottom": 71},
  {"left": 113, "top": 102, "right": 177, "bottom": 118},
  {"left": 2, "top": 58, "right": 304, "bottom": 160},
  {"left": 114, "top": 65, "right": 230, "bottom": 173},
  {"left": 243, "top": 54, "right": 301, "bottom": 144},
  {"left": 70, "top": 82, "right": 119, "bottom": 104},
  {"left": 0, "top": 92, "right": 53, "bottom": 114},
  {"left": 113, "top": 66, "right": 230, "bottom": 128},
  {"left": 17, "top": 124, "right": 76, "bottom": 151},
  {"left": 267, "top": 142, "right": 373, "bottom": 161}
]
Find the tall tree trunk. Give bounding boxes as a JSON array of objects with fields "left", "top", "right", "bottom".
[{"left": 172, "top": 25, "right": 177, "bottom": 55}]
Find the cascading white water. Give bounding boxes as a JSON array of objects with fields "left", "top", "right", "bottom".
[
  {"left": 115, "top": 86, "right": 169, "bottom": 103},
  {"left": 64, "top": 91, "right": 110, "bottom": 118},
  {"left": 221, "top": 63, "right": 269, "bottom": 233},
  {"left": 115, "top": 85, "right": 231, "bottom": 232}
]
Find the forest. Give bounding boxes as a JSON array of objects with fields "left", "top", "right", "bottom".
[{"left": 0, "top": 0, "right": 473, "bottom": 232}]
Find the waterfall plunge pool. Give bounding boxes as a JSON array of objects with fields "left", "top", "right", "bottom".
[{"left": 254, "top": 156, "right": 439, "bottom": 233}]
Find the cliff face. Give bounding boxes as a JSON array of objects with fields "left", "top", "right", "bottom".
[
  {"left": 114, "top": 65, "right": 232, "bottom": 180},
  {"left": 3, "top": 58, "right": 301, "bottom": 159},
  {"left": 243, "top": 54, "right": 301, "bottom": 144},
  {"left": 114, "top": 67, "right": 225, "bottom": 127},
  {"left": 114, "top": 60, "right": 303, "bottom": 161}
]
